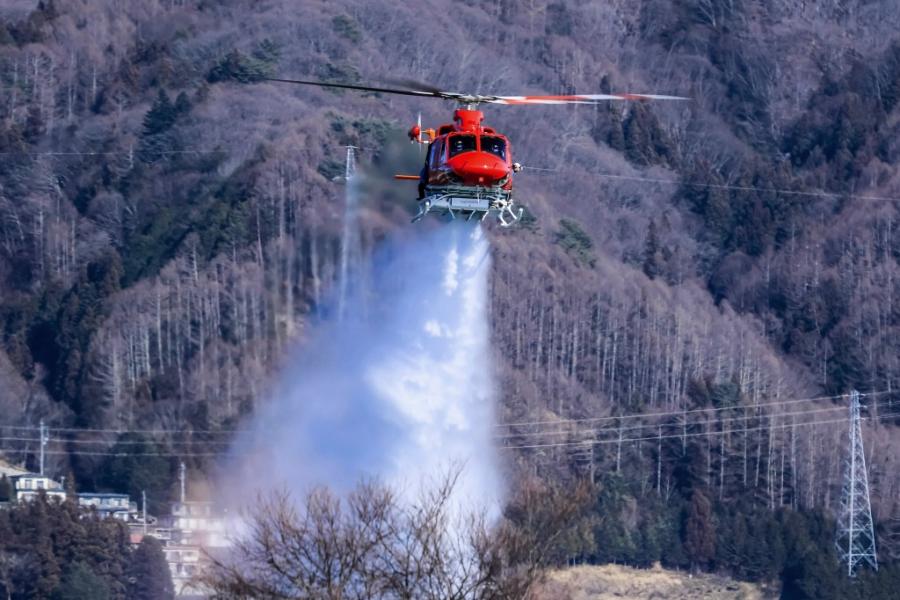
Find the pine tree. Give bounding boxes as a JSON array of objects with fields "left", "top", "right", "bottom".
[
  {"left": 127, "top": 537, "right": 174, "bottom": 600},
  {"left": 207, "top": 49, "right": 273, "bottom": 83},
  {"left": 0, "top": 474, "right": 12, "bottom": 501},
  {"left": 142, "top": 90, "right": 177, "bottom": 136},
  {"left": 0, "top": 23, "right": 14, "bottom": 45},
  {"left": 28, "top": 498, "right": 63, "bottom": 597},
  {"left": 81, "top": 517, "right": 130, "bottom": 598},
  {"left": 99, "top": 434, "right": 174, "bottom": 513},
  {"left": 52, "top": 563, "right": 111, "bottom": 600},
  {"left": 174, "top": 92, "right": 192, "bottom": 115},
  {"left": 624, "top": 105, "right": 653, "bottom": 165},
  {"left": 683, "top": 489, "right": 716, "bottom": 570},
  {"left": 24, "top": 104, "right": 45, "bottom": 141},
  {"left": 642, "top": 219, "right": 662, "bottom": 280},
  {"left": 606, "top": 106, "right": 625, "bottom": 151},
  {"left": 781, "top": 551, "right": 850, "bottom": 600}
]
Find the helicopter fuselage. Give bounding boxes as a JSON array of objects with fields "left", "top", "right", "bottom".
[
  {"left": 423, "top": 108, "right": 513, "bottom": 190},
  {"left": 408, "top": 108, "right": 523, "bottom": 226}
]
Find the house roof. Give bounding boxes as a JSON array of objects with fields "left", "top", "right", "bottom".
[
  {"left": 13, "top": 474, "right": 65, "bottom": 491},
  {"left": 0, "top": 458, "right": 29, "bottom": 478},
  {"left": 78, "top": 492, "right": 130, "bottom": 499}
]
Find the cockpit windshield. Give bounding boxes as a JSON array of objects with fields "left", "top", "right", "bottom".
[
  {"left": 448, "top": 135, "right": 477, "bottom": 157},
  {"left": 481, "top": 136, "right": 507, "bottom": 160}
]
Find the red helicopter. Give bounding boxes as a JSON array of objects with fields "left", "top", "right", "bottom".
[{"left": 266, "top": 77, "right": 685, "bottom": 227}]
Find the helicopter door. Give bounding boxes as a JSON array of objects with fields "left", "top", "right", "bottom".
[{"left": 427, "top": 139, "right": 442, "bottom": 169}]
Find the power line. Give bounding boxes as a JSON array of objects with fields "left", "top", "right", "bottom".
[
  {"left": 494, "top": 390, "right": 892, "bottom": 429},
  {"left": 526, "top": 169, "right": 900, "bottom": 204},
  {"left": 499, "top": 415, "right": 864, "bottom": 451},
  {"left": 0, "top": 391, "right": 894, "bottom": 440},
  {"left": 0, "top": 149, "right": 227, "bottom": 157},
  {"left": 0, "top": 424, "right": 251, "bottom": 435},
  {"left": 0, "top": 436, "right": 234, "bottom": 446},
  {"left": 0, "top": 405, "right": 848, "bottom": 446},
  {"left": 494, "top": 403, "right": 853, "bottom": 441},
  {"left": 0, "top": 447, "right": 231, "bottom": 458},
  {"left": 0, "top": 418, "right": 848, "bottom": 458},
  {"left": 501, "top": 394, "right": 900, "bottom": 440},
  {"left": 1, "top": 413, "right": 897, "bottom": 460}
]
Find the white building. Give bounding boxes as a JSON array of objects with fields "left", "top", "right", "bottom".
[
  {"left": 78, "top": 493, "right": 135, "bottom": 521},
  {"left": 13, "top": 474, "right": 66, "bottom": 503},
  {"left": 164, "top": 499, "right": 231, "bottom": 596},
  {"left": 163, "top": 543, "right": 204, "bottom": 595},
  {"left": 0, "top": 459, "right": 28, "bottom": 507},
  {"left": 169, "top": 500, "right": 229, "bottom": 548}
]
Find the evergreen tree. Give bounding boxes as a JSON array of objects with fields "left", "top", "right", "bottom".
[
  {"left": 555, "top": 218, "right": 595, "bottom": 267},
  {"left": 81, "top": 517, "right": 130, "bottom": 598},
  {"left": 0, "top": 23, "right": 14, "bottom": 45},
  {"left": 0, "top": 474, "right": 12, "bottom": 502},
  {"left": 47, "top": 253, "right": 123, "bottom": 416},
  {"left": 592, "top": 476, "right": 637, "bottom": 564},
  {"left": 624, "top": 105, "right": 653, "bottom": 165},
  {"left": 642, "top": 219, "right": 662, "bottom": 280},
  {"left": 252, "top": 38, "right": 281, "bottom": 64},
  {"left": 174, "top": 91, "right": 192, "bottom": 115},
  {"left": 52, "top": 563, "right": 111, "bottom": 600},
  {"left": 36, "top": 0, "right": 59, "bottom": 19},
  {"left": 207, "top": 49, "right": 273, "bottom": 83},
  {"left": 680, "top": 166, "right": 733, "bottom": 249},
  {"left": 683, "top": 489, "right": 716, "bottom": 570},
  {"left": 127, "top": 537, "right": 174, "bottom": 600},
  {"left": 27, "top": 498, "right": 63, "bottom": 598},
  {"left": 780, "top": 551, "right": 849, "bottom": 600},
  {"left": 98, "top": 433, "right": 174, "bottom": 514},
  {"left": 24, "top": 104, "right": 45, "bottom": 141},
  {"left": 606, "top": 106, "right": 625, "bottom": 151},
  {"left": 715, "top": 503, "right": 785, "bottom": 581},
  {"left": 142, "top": 90, "right": 177, "bottom": 136}
]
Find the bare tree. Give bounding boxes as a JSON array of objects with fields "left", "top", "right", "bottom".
[{"left": 203, "top": 472, "right": 592, "bottom": 600}]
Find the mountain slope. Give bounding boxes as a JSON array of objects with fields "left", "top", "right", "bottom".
[{"left": 2, "top": 0, "right": 900, "bottom": 590}]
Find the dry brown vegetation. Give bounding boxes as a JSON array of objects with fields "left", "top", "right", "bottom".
[
  {"left": 203, "top": 472, "right": 593, "bottom": 599},
  {"left": 535, "top": 564, "right": 770, "bottom": 600}
]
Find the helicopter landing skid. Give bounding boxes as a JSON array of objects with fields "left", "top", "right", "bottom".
[{"left": 412, "top": 192, "right": 523, "bottom": 228}]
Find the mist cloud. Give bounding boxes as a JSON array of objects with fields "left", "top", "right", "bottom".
[{"left": 227, "top": 222, "right": 501, "bottom": 511}]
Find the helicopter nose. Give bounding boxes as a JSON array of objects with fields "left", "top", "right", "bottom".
[{"left": 454, "top": 152, "right": 509, "bottom": 184}]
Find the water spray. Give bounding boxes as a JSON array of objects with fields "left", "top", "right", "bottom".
[{"left": 228, "top": 215, "right": 500, "bottom": 511}]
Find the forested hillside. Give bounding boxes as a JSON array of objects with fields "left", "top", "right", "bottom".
[{"left": 3, "top": 0, "right": 900, "bottom": 596}]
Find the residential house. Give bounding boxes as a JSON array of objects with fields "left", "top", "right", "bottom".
[
  {"left": 13, "top": 474, "right": 66, "bottom": 503},
  {"left": 78, "top": 493, "right": 135, "bottom": 521}
]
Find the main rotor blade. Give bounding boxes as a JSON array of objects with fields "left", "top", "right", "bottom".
[
  {"left": 488, "top": 93, "right": 688, "bottom": 105},
  {"left": 381, "top": 77, "right": 445, "bottom": 95},
  {"left": 263, "top": 77, "right": 688, "bottom": 106},
  {"left": 263, "top": 77, "right": 449, "bottom": 100}
]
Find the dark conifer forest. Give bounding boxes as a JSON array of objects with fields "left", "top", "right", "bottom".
[{"left": 4, "top": 0, "right": 900, "bottom": 597}]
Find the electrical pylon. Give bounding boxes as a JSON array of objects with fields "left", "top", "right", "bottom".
[{"left": 835, "top": 390, "right": 878, "bottom": 577}]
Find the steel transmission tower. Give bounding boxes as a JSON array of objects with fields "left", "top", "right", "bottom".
[{"left": 835, "top": 390, "right": 878, "bottom": 577}]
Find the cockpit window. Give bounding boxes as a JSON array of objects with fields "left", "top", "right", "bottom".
[
  {"left": 481, "top": 136, "right": 507, "bottom": 160},
  {"left": 448, "top": 135, "right": 477, "bottom": 157},
  {"left": 428, "top": 141, "right": 440, "bottom": 166}
]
